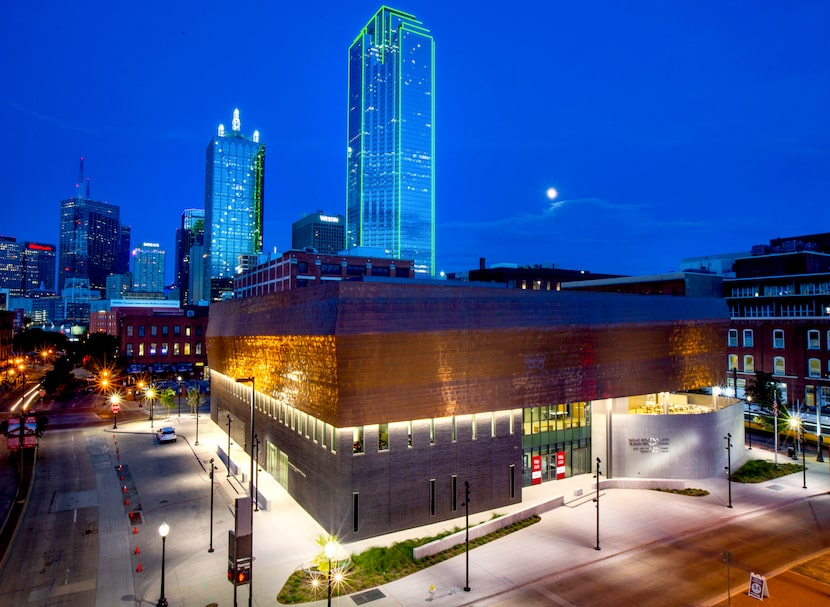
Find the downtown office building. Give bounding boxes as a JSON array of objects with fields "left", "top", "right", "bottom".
[
  {"left": 204, "top": 109, "right": 265, "bottom": 297},
  {"left": 58, "top": 159, "right": 128, "bottom": 298},
  {"left": 347, "top": 7, "right": 435, "bottom": 276}
]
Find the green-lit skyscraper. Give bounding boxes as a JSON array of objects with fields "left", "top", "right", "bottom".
[
  {"left": 204, "top": 109, "right": 265, "bottom": 297},
  {"left": 347, "top": 7, "right": 435, "bottom": 276}
]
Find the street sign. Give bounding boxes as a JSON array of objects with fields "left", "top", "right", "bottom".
[{"left": 748, "top": 571, "right": 769, "bottom": 600}]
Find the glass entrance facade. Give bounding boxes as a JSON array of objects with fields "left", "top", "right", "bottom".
[{"left": 521, "top": 401, "right": 592, "bottom": 486}]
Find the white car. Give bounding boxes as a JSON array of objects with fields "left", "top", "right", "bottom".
[{"left": 156, "top": 426, "right": 177, "bottom": 443}]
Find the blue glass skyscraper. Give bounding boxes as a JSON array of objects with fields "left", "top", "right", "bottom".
[
  {"left": 347, "top": 7, "right": 435, "bottom": 276},
  {"left": 204, "top": 109, "right": 265, "bottom": 292}
]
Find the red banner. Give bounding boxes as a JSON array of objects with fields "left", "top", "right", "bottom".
[
  {"left": 556, "top": 451, "right": 566, "bottom": 479},
  {"left": 531, "top": 455, "right": 542, "bottom": 485}
]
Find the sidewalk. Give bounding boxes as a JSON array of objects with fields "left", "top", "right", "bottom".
[{"left": 113, "top": 407, "right": 830, "bottom": 607}]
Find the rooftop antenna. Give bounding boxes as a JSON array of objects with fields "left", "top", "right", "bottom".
[{"left": 77, "top": 157, "right": 85, "bottom": 198}]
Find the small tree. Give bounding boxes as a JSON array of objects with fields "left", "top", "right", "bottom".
[
  {"left": 186, "top": 386, "right": 202, "bottom": 414},
  {"left": 746, "top": 371, "right": 784, "bottom": 414},
  {"left": 159, "top": 388, "right": 176, "bottom": 418}
]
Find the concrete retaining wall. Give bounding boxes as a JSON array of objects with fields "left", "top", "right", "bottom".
[{"left": 413, "top": 495, "right": 564, "bottom": 560}]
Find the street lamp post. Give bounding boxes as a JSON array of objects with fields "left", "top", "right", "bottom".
[
  {"left": 325, "top": 540, "right": 336, "bottom": 607},
  {"left": 208, "top": 458, "right": 216, "bottom": 553},
  {"left": 254, "top": 434, "right": 260, "bottom": 512},
  {"left": 157, "top": 521, "right": 170, "bottom": 607},
  {"left": 724, "top": 433, "right": 733, "bottom": 508},
  {"left": 463, "top": 480, "right": 471, "bottom": 592},
  {"left": 791, "top": 418, "right": 807, "bottom": 489},
  {"left": 194, "top": 388, "right": 200, "bottom": 446},
  {"left": 147, "top": 387, "right": 156, "bottom": 429},
  {"left": 226, "top": 414, "right": 232, "bottom": 478},
  {"left": 746, "top": 396, "right": 753, "bottom": 450},
  {"left": 594, "top": 457, "right": 602, "bottom": 550},
  {"left": 177, "top": 376, "right": 182, "bottom": 418},
  {"left": 110, "top": 393, "right": 121, "bottom": 430}
]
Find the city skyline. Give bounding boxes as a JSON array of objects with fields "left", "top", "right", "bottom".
[{"left": 3, "top": 1, "right": 828, "bottom": 281}]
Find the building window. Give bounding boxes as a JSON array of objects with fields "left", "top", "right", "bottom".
[
  {"left": 728, "top": 329, "right": 738, "bottom": 347},
  {"left": 125, "top": 343, "right": 133, "bottom": 357},
  {"left": 429, "top": 479, "right": 436, "bottom": 517},
  {"left": 378, "top": 423, "right": 389, "bottom": 451},
  {"left": 321, "top": 422, "right": 327, "bottom": 447},
  {"left": 728, "top": 354, "right": 738, "bottom": 372},
  {"left": 774, "top": 356, "right": 785, "bottom": 375},
  {"left": 509, "top": 465, "right": 515, "bottom": 499},
  {"left": 808, "top": 330, "right": 821, "bottom": 350},
  {"left": 407, "top": 421, "right": 413, "bottom": 448},
  {"left": 429, "top": 419, "right": 435, "bottom": 445},
  {"left": 491, "top": 412, "right": 496, "bottom": 438},
  {"left": 173, "top": 342, "right": 180, "bottom": 356},
  {"left": 185, "top": 326, "right": 191, "bottom": 337},
  {"left": 743, "top": 329, "right": 754, "bottom": 347},
  {"left": 743, "top": 355, "right": 754, "bottom": 373},
  {"left": 353, "top": 493, "right": 359, "bottom": 534},
  {"left": 161, "top": 343, "right": 168, "bottom": 356},
  {"left": 451, "top": 475, "right": 458, "bottom": 512},
  {"left": 773, "top": 329, "right": 784, "bottom": 349},
  {"left": 195, "top": 342, "right": 202, "bottom": 355},
  {"left": 138, "top": 343, "right": 145, "bottom": 356},
  {"left": 149, "top": 343, "right": 157, "bottom": 356},
  {"left": 184, "top": 343, "right": 191, "bottom": 355},
  {"left": 126, "top": 325, "right": 134, "bottom": 337},
  {"left": 138, "top": 325, "right": 145, "bottom": 337},
  {"left": 451, "top": 416, "right": 457, "bottom": 442},
  {"left": 173, "top": 325, "right": 181, "bottom": 336},
  {"left": 161, "top": 325, "right": 169, "bottom": 336},
  {"left": 151, "top": 325, "right": 158, "bottom": 336},
  {"left": 509, "top": 410, "right": 515, "bottom": 435},
  {"left": 471, "top": 414, "right": 477, "bottom": 440},
  {"left": 809, "top": 358, "right": 821, "bottom": 378},
  {"left": 353, "top": 427, "right": 364, "bottom": 454}
]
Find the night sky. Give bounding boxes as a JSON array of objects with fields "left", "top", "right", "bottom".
[{"left": 3, "top": 1, "right": 828, "bottom": 281}]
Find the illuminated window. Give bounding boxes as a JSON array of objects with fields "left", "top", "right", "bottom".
[
  {"left": 353, "top": 426, "right": 364, "bottom": 454},
  {"left": 138, "top": 343, "right": 145, "bottom": 356},
  {"left": 160, "top": 343, "right": 168, "bottom": 356},
  {"left": 451, "top": 416, "right": 457, "bottom": 442},
  {"left": 773, "top": 329, "right": 784, "bottom": 349},
  {"left": 378, "top": 423, "right": 388, "bottom": 451},
  {"left": 149, "top": 343, "right": 157, "bottom": 356},
  {"left": 471, "top": 414, "right": 477, "bottom": 440},
  {"left": 429, "top": 419, "right": 435, "bottom": 445},
  {"left": 173, "top": 342, "right": 180, "bottom": 356},
  {"left": 151, "top": 325, "right": 158, "bottom": 337},
  {"left": 407, "top": 421, "right": 413, "bottom": 447},
  {"left": 184, "top": 343, "right": 191, "bottom": 355},
  {"left": 774, "top": 356, "right": 785, "bottom": 375},
  {"left": 728, "top": 354, "right": 739, "bottom": 371},
  {"left": 743, "top": 355, "right": 754, "bottom": 373},
  {"left": 126, "top": 325, "right": 134, "bottom": 337},
  {"left": 195, "top": 342, "right": 202, "bottom": 355},
  {"left": 809, "top": 358, "right": 821, "bottom": 378}
]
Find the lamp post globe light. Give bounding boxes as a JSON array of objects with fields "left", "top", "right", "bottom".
[
  {"left": 157, "top": 521, "right": 170, "bottom": 607},
  {"left": 110, "top": 393, "right": 121, "bottom": 430},
  {"left": 147, "top": 387, "right": 156, "bottom": 428},
  {"left": 325, "top": 540, "right": 337, "bottom": 607}
]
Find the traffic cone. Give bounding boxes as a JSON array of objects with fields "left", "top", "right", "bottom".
[
  {"left": 136, "top": 563, "right": 143, "bottom": 572},
  {"left": 135, "top": 545, "right": 140, "bottom": 554},
  {"left": 133, "top": 526, "right": 138, "bottom": 535}
]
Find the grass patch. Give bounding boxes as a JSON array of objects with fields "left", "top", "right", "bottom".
[
  {"left": 276, "top": 515, "right": 540, "bottom": 604},
  {"left": 730, "top": 459, "right": 804, "bottom": 483},
  {"left": 653, "top": 487, "right": 709, "bottom": 497}
]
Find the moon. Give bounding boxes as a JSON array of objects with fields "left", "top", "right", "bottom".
[{"left": 546, "top": 187, "right": 558, "bottom": 200}]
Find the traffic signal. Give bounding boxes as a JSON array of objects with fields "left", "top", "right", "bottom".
[
  {"left": 228, "top": 560, "right": 251, "bottom": 586},
  {"left": 236, "top": 563, "right": 251, "bottom": 585}
]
